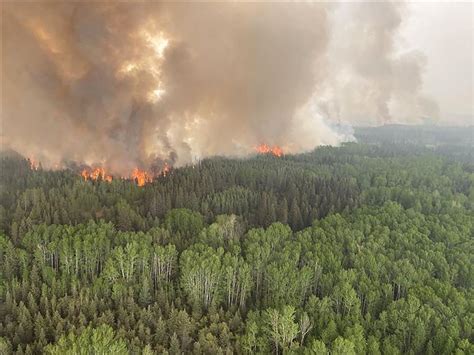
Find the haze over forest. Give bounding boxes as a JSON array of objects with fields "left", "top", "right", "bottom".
[{"left": 2, "top": 2, "right": 472, "bottom": 175}]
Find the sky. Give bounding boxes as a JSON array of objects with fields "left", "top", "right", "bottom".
[{"left": 401, "top": 1, "right": 473, "bottom": 125}]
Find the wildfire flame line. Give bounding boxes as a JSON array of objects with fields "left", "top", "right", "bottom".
[
  {"left": 255, "top": 144, "right": 284, "bottom": 157},
  {"left": 28, "top": 158, "right": 40, "bottom": 170},
  {"left": 80, "top": 165, "right": 172, "bottom": 186},
  {"left": 131, "top": 168, "right": 152, "bottom": 187},
  {"left": 131, "top": 163, "right": 171, "bottom": 186},
  {"left": 162, "top": 162, "right": 171, "bottom": 177},
  {"left": 81, "top": 167, "right": 113, "bottom": 182},
  {"left": 26, "top": 155, "right": 173, "bottom": 186}
]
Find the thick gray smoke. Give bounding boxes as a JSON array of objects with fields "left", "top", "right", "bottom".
[
  {"left": 2, "top": 2, "right": 436, "bottom": 175},
  {"left": 316, "top": 2, "right": 439, "bottom": 125}
]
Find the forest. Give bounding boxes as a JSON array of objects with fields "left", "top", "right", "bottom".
[{"left": 0, "top": 127, "right": 473, "bottom": 354}]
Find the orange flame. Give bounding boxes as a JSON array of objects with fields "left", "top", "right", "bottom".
[
  {"left": 131, "top": 168, "right": 152, "bottom": 186},
  {"left": 28, "top": 158, "right": 40, "bottom": 170},
  {"left": 81, "top": 167, "right": 113, "bottom": 182},
  {"left": 256, "top": 144, "right": 284, "bottom": 157},
  {"left": 79, "top": 164, "right": 171, "bottom": 186},
  {"left": 162, "top": 162, "right": 171, "bottom": 177}
]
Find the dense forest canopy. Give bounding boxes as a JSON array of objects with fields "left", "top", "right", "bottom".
[{"left": 0, "top": 126, "right": 473, "bottom": 354}]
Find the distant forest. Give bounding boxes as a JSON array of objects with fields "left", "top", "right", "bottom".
[
  {"left": 0, "top": 125, "right": 473, "bottom": 354},
  {"left": 354, "top": 124, "right": 474, "bottom": 147}
]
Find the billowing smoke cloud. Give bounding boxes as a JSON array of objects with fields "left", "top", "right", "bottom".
[
  {"left": 316, "top": 2, "right": 439, "bottom": 125},
  {"left": 2, "top": 2, "right": 436, "bottom": 175}
]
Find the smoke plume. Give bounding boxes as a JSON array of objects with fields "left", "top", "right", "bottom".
[
  {"left": 2, "top": 2, "right": 437, "bottom": 174},
  {"left": 316, "top": 2, "right": 439, "bottom": 125}
]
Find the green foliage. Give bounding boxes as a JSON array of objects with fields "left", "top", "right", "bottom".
[
  {"left": 1, "top": 139, "right": 473, "bottom": 353},
  {"left": 264, "top": 306, "right": 299, "bottom": 353},
  {"left": 44, "top": 325, "right": 128, "bottom": 354}
]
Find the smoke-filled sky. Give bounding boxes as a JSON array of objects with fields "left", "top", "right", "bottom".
[
  {"left": 401, "top": 1, "right": 473, "bottom": 125},
  {"left": 1, "top": 1, "right": 472, "bottom": 174}
]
